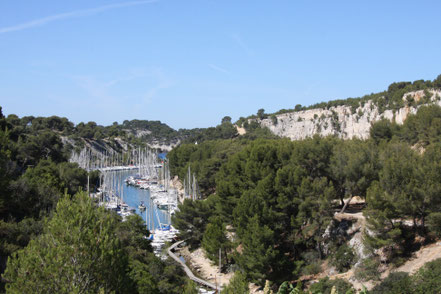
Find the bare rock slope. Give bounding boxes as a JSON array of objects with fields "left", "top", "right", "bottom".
[{"left": 259, "top": 90, "right": 441, "bottom": 140}]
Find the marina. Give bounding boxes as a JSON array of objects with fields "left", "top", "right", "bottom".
[
  {"left": 71, "top": 146, "right": 181, "bottom": 258},
  {"left": 96, "top": 168, "right": 179, "bottom": 257},
  {"left": 73, "top": 147, "right": 216, "bottom": 291}
]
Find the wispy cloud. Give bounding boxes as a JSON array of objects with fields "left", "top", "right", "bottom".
[
  {"left": 72, "top": 67, "right": 172, "bottom": 107},
  {"left": 142, "top": 68, "right": 173, "bottom": 103},
  {"left": 0, "top": 0, "right": 158, "bottom": 34},
  {"left": 74, "top": 76, "right": 112, "bottom": 102},
  {"left": 104, "top": 69, "right": 147, "bottom": 87},
  {"left": 232, "top": 33, "right": 253, "bottom": 56},
  {"left": 208, "top": 63, "right": 230, "bottom": 74}
]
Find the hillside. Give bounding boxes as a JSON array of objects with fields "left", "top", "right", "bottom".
[
  {"left": 260, "top": 89, "right": 441, "bottom": 140},
  {"left": 3, "top": 75, "right": 441, "bottom": 293},
  {"left": 168, "top": 75, "right": 441, "bottom": 293},
  {"left": 235, "top": 76, "right": 441, "bottom": 141}
]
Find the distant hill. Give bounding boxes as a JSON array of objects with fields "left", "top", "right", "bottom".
[
  {"left": 3, "top": 74, "right": 440, "bottom": 158},
  {"left": 1, "top": 109, "right": 245, "bottom": 167},
  {"left": 237, "top": 75, "right": 441, "bottom": 140}
]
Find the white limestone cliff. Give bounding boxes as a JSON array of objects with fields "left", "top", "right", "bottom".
[{"left": 258, "top": 90, "right": 441, "bottom": 140}]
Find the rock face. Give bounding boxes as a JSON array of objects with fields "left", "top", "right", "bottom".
[
  {"left": 147, "top": 141, "right": 180, "bottom": 152},
  {"left": 259, "top": 90, "right": 441, "bottom": 140},
  {"left": 69, "top": 136, "right": 177, "bottom": 154},
  {"left": 65, "top": 136, "right": 178, "bottom": 168}
]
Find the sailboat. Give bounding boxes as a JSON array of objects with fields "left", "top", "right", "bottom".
[{"left": 138, "top": 201, "right": 146, "bottom": 210}]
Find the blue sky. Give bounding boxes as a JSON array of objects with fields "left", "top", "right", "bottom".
[{"left": 1, "top": 0, "right": 440, "bottom": 129}]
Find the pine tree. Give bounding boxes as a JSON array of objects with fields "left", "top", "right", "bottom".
[
  {"left": 221, "top": 271, "right": 249, "bottom": 294},
  {"left": 297, "top": 177, "right": 335, "bottom": 259},
  {"left": 330, "top": 139, "right": 378, "bottom": 211},
  {"left": 3, "top": 192, "right": 131, "bottom": 293},
  {"left": 237, "top": 216, "right": 278, "bottom": 284},
  {"left": 172, "top": 198, "right": 214, "bottom": 248},
  {"left": 182, "top": 280, "right": 198, "bottom": 294},
  {"left": 202, "top": 216, "right": 230, "bottom": 265}
]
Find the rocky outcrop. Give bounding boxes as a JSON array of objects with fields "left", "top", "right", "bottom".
[
  {"left": 64, "top": 136, "right": 178, "bottom": 169},
  {"left": 147, "top": 141, "right": 180, "bottom": 152},
  {"left": 63, "top": 136, "right": 177, "bottom": 155},
  {"left": 259, "top": 90, "right": 441, "bottom": 140}
]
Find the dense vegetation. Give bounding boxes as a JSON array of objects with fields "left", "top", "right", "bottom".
[
  {"left": 2, "top": 75, "right": 441, "bottom": 292},
  {"left": 0, "top": 108, "right": 97, "bottom": 283},
  {"left": 0, "top": 108, "right": 85, "bottom": 290},
  {"left": 171, "top": 101, "right": 441, "bottom": 291},
  {"left": 2, "top": 111, "right": 243, "bottom": 153},
  {"left": 168, "top": 122, "right": 277, "bottom": 196},
  {"left": 3, "top": 193, "right": 190, "bottom": 293},
  {"left": 0, "top": 107, "right": 194, "bottom": 293},
  {"left": 121, "top": 117, "right": 244, "bottom": 145},
  {"left": 368, "top": 258, "right": 441, "bottom": 294}
]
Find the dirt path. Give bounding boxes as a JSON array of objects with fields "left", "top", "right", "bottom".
[
  {"left": 179, "top": 247, "right": 233, "bottom": 288},
  {"left": 332, "top": 209, "right": 441, "bottom": 289},
  {"left": 388, "top": 241, "right": 441, "bottom": 275},
  {"left": 168, "top": 241, "right": 219, "bottom": 290}
]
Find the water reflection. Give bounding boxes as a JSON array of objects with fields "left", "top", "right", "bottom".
[{"left": 106, "top": 170, "right": 170, "bottom": 229}]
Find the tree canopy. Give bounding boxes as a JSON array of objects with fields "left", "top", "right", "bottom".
[{"left": 3, "top": 193, "right": 190, "bottom": 294}]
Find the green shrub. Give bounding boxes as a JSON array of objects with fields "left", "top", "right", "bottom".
[
  {"left": 330, "top": 244, "right": 355, "bottom": 273},
  {"left": 413, "top": 258, "right": 441, "bottom": 294},
  {"left": 354, "top": 258, "right": 381, "bottom": 282},
  {"left": 423, "top": 89, "right": 432, "bottom": 103},
  {"left": 302, "top": 262, "right": 322, "bottom": 276},
  {"left": 301, "top": 250, "right": 321, "bottom": 275},
  {"left": 309, "top": 277, "right": 354, "bottom": 294},
  {"left": 427, "top": 212, "right": 441, "bottom": 237},
  {"left": 221, "top": 271, "right": 249, "bottom": 294},
  {"left": 370, "top": 272, "right": 412, "bottom": 294},
  {"left": 369, "top": 119, "right": 395, "bottom": 143}
]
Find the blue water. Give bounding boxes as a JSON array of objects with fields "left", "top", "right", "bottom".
[{"left": 107, "top": 170, "right": 170, "bottom": 230}]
